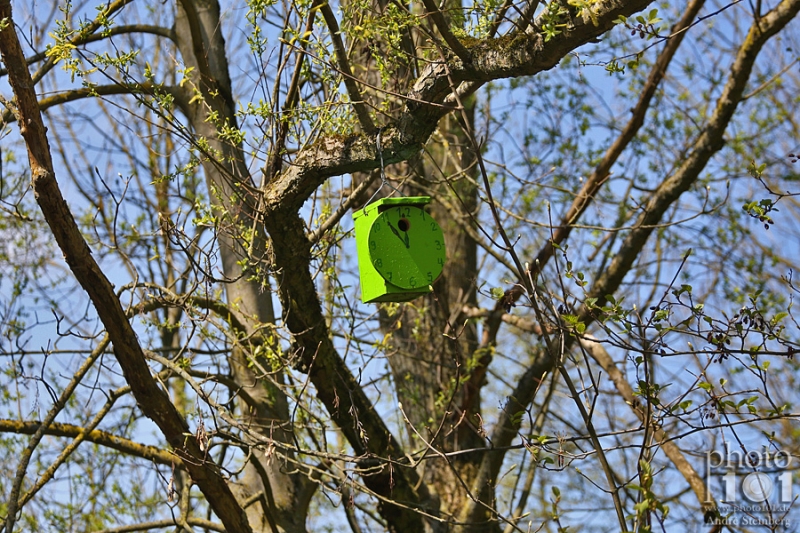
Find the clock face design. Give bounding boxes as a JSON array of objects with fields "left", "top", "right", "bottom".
[{"left": 368, "top": 205, "right": 446, "bottom": 290}]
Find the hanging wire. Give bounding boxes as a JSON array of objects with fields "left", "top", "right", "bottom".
[{"left": 366, "top": 127, "right": 403, "bottom": 206}]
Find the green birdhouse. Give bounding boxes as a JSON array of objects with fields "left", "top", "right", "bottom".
[{"left": 353, "top": 196, "right": 446, "bottom": 303}]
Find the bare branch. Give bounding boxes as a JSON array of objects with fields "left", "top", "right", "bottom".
[
  {"left": 1, "top": 82, "right": 179, "bottom": 124},
  {"left": 0, "top": 419, "right": 176, "bottom": 466},
  {"left": 578, "top": 336, "right": 722, "bottom": 521},
  {"left": 420, "top": 0, "right": 473, "bottom": 62},
  {"left": 531, "top": 0, "right": 706, "bottom": 281},
  {"left": 580, "top": 0, "right": 800, "bottom": 320},
  {"left": 319, "top": 2, "right": 376, "bottom": 133},
  {"left": 1, "top": 336, "right": 107, "bottom": 533},
  {"left": 90, "top": 518, "right": 225, "bottom": 533}
]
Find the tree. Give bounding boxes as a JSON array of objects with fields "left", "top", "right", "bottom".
[{"left": 1, "top": 0, "right": 800, "bottom": 531}]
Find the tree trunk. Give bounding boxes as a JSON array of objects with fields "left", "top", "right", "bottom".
[{"left": 173, "top": 1, "right": 313, "bottom": 530}]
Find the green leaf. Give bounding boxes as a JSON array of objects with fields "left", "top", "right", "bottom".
[{"left": 772, "top": 312, "right": 788, "bottom": 324}]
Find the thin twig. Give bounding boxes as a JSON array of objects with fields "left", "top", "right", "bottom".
[
  {"left": 420, "top": 0, "right": 472, "bottom": 63},
  {"left": 319, "top": 2, "right": 376, "bottom": 132},
  {"left": 2, "top": 337, "right": 108, "bottom": 532}
]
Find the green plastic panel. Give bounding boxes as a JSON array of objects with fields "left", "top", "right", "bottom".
[{"left": 353, "top": 196, "right": 446, "bottom": 303}]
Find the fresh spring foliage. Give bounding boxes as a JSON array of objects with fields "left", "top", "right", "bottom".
[{"left": 2, "top": 1, "right": 800, "bottom": 532}]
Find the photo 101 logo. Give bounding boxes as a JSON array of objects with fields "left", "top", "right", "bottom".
[{"left": 706, "top": 444, "right": 796, "bottom": 528}]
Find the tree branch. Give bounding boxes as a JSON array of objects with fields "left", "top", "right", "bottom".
[
  {"left": 0, "top": 419, "right": 176, "bottom": 467},
  {"left": 577, "top": 336, "right": 722, "bottom": 520},
  {"left": 14, "top": 381, "right": 130, "bottom": 515},
  {"left": 531, "top": 0, "right": 705, "bottom": 282},
  {"left": 458, "top": 347, "right": 554, "bottom": 527},
  {"left": 420, "top": 0, "right": 472, "bottom": 62},
  {"left": 1, "top": 82, "right": 179, "bottom": 124},
  {"left": 0, "top": 24, "right": 175, "bottom": 78},
  {"left": 28, "top": 0, "right": 136, "bottom": 86},
  {"left": 579, "top": 0, "right": 800, "bottom": 320},
  {"left": 265, "top": 0, "right": 322, "bottom": 182},
  {"left": 0, "top": 4, "right": 253, "bottom": 532},
  {"left": 459, "top": 2, "right": 800, "bottom": 525},
  {"left": 262, "top": 0, "right": 658, "bottom": 213},
  {"left": 481, "top": 0, "right": 705, "bottom": 312},
  {"left": 319, "top": 2, "right": 376, "bottom": 133},
  {"left": 1, "top": 337, "right": 107, "bottom": 533},
  {"left": 263, "top": 210, "right": 436, "bottom": 531},
  {"left": 91, "top": 518, "right": 225, "bottom": 533}
]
